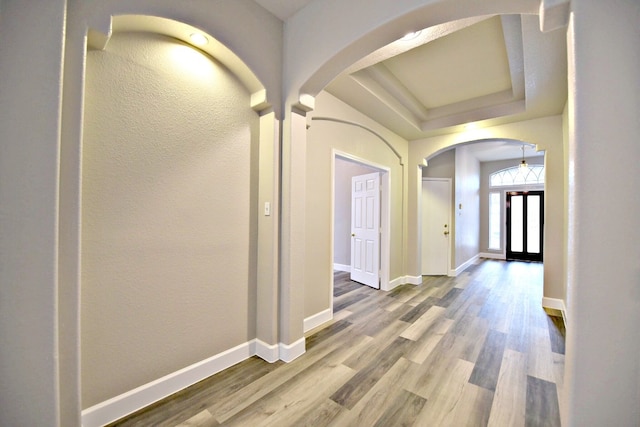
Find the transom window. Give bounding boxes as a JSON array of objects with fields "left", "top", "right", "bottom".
[{"left": 490, "top": 165, "right": 545, "bottom": 187}]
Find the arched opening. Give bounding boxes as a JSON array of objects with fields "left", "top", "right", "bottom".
[
  {"left": 289, "top": 6, "right": 567, "bottom": 346},
  {"left": 75, "top": 15, "right": 278, "bottom": 426}
]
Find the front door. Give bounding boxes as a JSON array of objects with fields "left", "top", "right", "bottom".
[
  {"left": 506, "top": 191, "right": 544, "bottom": 262},
  {"left": 350, "top": 172, "right": 380, "bottom": 288},
  {"left": 422, "top": 179, "right": 451, "bottom": 275}
]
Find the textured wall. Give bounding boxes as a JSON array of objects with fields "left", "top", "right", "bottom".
[{"left": 81, "top": 32, "right": 258, "bottom": 407}]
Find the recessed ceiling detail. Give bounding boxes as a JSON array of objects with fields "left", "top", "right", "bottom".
[
  {"left": 383, "top": 16, "right": 513, "bottom": 109},
  {"left": 324, "top": 14, "right": 567, "bottom": 141}
]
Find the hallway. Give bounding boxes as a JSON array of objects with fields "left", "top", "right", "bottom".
[{"left": 111, "top": 259, "right": 564, "bottom": 426}]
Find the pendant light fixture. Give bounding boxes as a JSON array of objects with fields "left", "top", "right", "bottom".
[{"left": 519, "top": 144, "right": 528, "bottom": 170}]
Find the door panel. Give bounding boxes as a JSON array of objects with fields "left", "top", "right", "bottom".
[
  {"left": 506, "top": 191, "right": 543, "bottom": 262},
  {"left": 350, "top": 172, "right": 380, "bottom": 288},
  {"left": 422, "top": 179, "right": 451, "bottom": 275}
]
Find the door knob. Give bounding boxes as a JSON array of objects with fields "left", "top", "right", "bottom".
[
  {"left": 443, "top": 230, "right": 449, "bottom": 236},
  {"left": 351, "top": 233, "right": 356, "bottom": 237}
]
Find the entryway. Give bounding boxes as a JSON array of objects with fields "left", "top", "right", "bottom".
[
  {"left": 333, "top": 153, "right": 390, "bottom": 291},
  {"left": 506, "top": 191, "right": 544, "bottom": 262}
]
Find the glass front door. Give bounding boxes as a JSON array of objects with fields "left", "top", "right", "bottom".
[{"left": 506, "top": 191, "right": 543, "bottom": 262}]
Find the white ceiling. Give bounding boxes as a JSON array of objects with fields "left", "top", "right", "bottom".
[
  {"left": 253, "top": 0, "right": 314, "bottom": 20},
  {"left": 254, "top": 2, "right": 566, "bottom": 162}
]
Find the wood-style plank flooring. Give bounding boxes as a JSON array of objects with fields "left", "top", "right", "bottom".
[{"left": 109, "top": 259, "right": 565, "bottom": 426}]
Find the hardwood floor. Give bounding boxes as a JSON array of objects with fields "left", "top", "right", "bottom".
[{"left": 109, "top": 259, "right": 564, "bottom": 426}]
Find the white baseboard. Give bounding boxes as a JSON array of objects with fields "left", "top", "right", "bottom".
[
  {"left": 81, "top": 341, "right": 254, "bottom": 427},
  {"left": 542, "top": 297, "right": 568, "bottom": 326},
  {"left": 405, "top": 275, "right": 423, "bottom": 285},
  {"left": 388, "top": 276, "right": 405, "bottom": 289},
  {"left": 479, "top": 252, "right": 506, "bottom": 260},
  {"left": 279, "top": 337, "right": 306, "bottom": 362},
  {"left": 388, "top": 275, "right": 422, "bottom": 289},
  {"left": 304, "top": 308, "right": 332, "bottom": 332},
  {"left": 450, "top": 254, "right": 480, "bottom": 277},
  {"left": 81, "top": 335, "right": 308, "bottom": 426},
  {"left": 333, "top": 263, "right": 350, "bottom": 272},
  {"left": 255, "top": 339, "right": 279, "bottom": 363}
]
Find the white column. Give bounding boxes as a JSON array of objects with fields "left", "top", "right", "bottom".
[
  {"left": 0, "top": 0, "right": 68, "bottom": 425},
  {"left": 278, "top": 109, "right": 307, "bottom": 361},
  {"left": 256, "top": 112, "right": 281, "bottom": 362},
  {"left": 564, "top": 1, "right": 640, "bottom": 425}
]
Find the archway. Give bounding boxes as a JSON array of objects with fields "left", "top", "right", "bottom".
[{"left": 57, "top": 8, "right": 280, "bottom": 426}]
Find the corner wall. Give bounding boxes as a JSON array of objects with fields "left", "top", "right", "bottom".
[
  {"left": 564, "top": 1, "right": 640, "bottom": 424},
  {"left": 454, "top": 146, "right": 481, "bottom": 270},
  {"left": 0, "top": 1, "right": 67, "bottom": 425}
]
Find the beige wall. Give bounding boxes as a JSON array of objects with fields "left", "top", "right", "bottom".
[
  {"left": 81, "top": 32, "right": 259, "bottom": 407},
  {"left": 305, "top": 91, "right": 408, "bottom": 318},
  {"left": 454, "top": 146, "right": 481, "bottom": 268}
]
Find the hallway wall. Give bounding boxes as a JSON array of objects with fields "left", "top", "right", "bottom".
[
  {"left": 454, "top": 145, "right": 481, "bottom": 269},
  {"left": 81, "top": 32, "right": 259, "bottom": 407}
]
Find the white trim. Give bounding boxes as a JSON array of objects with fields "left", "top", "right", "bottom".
[
  {"left": 81, "top": 335, "right": 309, "bottom": 426},
  {"left": 388, "top": 275, "right": 422, "bottom": 289},
  {"left": 479, "top": 252, "right": 506, "bottom": 260},
  {"left": 388, "top": 276, "right": 405, "bottom": 289},
  {"left": 255, "top": 339, "right": 279, "bottom": 363},
  {"left": 81, "top": 341, "right": 254, "bottom": 427},
  {"left": 279, "top": 337, "right": 306, "bottom": 362},
  {"left": 403, "top": 275, "right": 423, "bottom": 286},
  {"left": 542, "top": 297, "right": 568, "bottom": 326},
  {"left": 449, "top": 254, "right": 479, "bottom": 277},
  {"left": 304, "top": 308, "right": 333, "bottom": 332},
  {"left": 333, "top": 263, "right": 350, "bottom": 272}
]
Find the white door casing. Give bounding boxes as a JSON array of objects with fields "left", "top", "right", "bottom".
[
  {"left": 351, "top": 172, "right": 380, "bottom": 288},
  {"left": 421, "top": 179, "right": 451, "bottom": 275}
]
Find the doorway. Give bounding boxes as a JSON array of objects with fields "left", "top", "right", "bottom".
[
  {"left": 421, "top": 178, "right": 452, "bottom": 275},
  {"left": 506, "top": 191, "right": 544, "bottom": 262},
  {"left": 350, "top": 172, "right": 381, "bottom": 288},
  {"left": 332, "top": 152, "right": 390, "bottom": 292}
]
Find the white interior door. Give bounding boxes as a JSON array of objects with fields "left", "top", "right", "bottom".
[
  {"left": 422, "top": 179, "right": 451, "bottom": 275},
  {"left": 351, "top": 172, "right": 380, "bottom": 288}
]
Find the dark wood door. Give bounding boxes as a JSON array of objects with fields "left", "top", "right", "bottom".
[{"left": 506, "top": 191, "right": 544, "bottom": 262}]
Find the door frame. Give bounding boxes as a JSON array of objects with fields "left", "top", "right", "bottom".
[
  {"left": 331, "top": 150, "right": 391, "bottom": 306},
  {"left": 420, "top": 178, "right": 452, "bottom": 276},
  {"left": 506, "top": 190, "right": 544, "bottom": 262}
]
